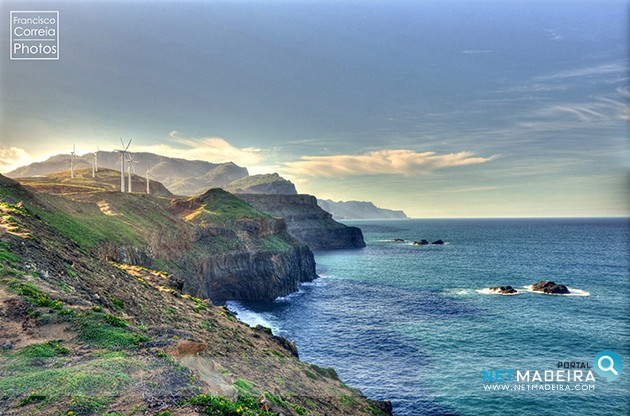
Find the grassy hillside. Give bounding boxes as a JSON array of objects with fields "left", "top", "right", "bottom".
[{"left": 0, "top": 174, "right": 391, "bottom": 415}]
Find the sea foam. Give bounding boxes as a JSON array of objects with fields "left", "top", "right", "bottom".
[{"left": 521, "top": 285, "right": 591, "bottom": 297}]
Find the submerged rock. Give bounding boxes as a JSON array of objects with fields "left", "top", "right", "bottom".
[
  {"left": 392, "top": 238, "right": 405, "bottom": 242},
  {"left": 413, "top": 240, "right": 429, "bottom": 245},
  {"left": 490, "top": 286, "right": 518, "bottom": 295},
  {"left": 532, "top": 281, "right": 570, "bottom": 295},
  {"left": 431, "top": 239, "right": 445, "bottom": 245}
]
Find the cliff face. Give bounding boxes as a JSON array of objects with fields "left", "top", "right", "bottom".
[
  {"left": 238, "top": 194, "right": 366, "bottom": 250},
  {"left": 5, "top": 173, "right": 317, "bottom": 302},
  {"left": 182, "top": 245, "right": 315, "bottom": 301},
  {"left": 0, "top": 174, "right": 392, "bottom": 416},
  {"left": 166, "top": 189, "right": 317, "bottom": 301},
  {"left": 318, "top": 199, "right": 408, "bottom": 220}
]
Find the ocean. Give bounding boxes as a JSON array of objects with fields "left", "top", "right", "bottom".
[{"left": 227, "top": 218, "right": 630, "bottom": 415}]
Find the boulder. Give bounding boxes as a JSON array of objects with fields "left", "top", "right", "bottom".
[
  {"left": 431, "top": 240, "right": 445, "bottom": 245},
  {"left": 413, "top": 240, "right": 429, "bottom": 245},
  {"left": 531, "top": 281, "right": 570, "bottom": 295},
  {"left": 490, "top": 286, "right": 518, "bottom": 294}
]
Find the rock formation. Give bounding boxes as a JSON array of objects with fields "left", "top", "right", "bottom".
[
  {"left": 531, "top": 281, "right": 570, "bottom": 294},
  {"left": 238, "top": 194, "right": 366, "bottom": 250},
  {"left": 490, "top": 286, "right": 518, "bottom": 294}
]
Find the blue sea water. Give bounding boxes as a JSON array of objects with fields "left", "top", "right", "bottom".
[{"left": 228, "top": 218, "right": 630, "bottom": 415}]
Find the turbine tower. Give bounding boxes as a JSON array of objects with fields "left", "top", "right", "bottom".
[
  {"left": 70, "top": 144, "right": 76, "bottom": 178},
  {"left": 146, "top": 162, "right": 151, "bottom": 195},
  {"left": 92, "top": 146, "right": 99, "bottom": 178},
  {"left": 115, "top": 139, "right": 132, "bottom": 192},
  {"left": 126, "top": 153, "right": 139, "bottom": 193}
]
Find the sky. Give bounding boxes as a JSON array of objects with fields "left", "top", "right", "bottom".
[{"left": 0, "top": 0, "right": 628, "bottom": 218}]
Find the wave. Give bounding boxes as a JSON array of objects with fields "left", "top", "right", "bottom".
[
  {"left": 443, "top": 288, "right": 476, "bottom": 297},
  {"left": 474, "top": 285, "right": 591, "bottom": 297},
  {"left": 521, "top": 285, "right": 591, "bottom": 297},
  {"left": 476, "top": 287, "right": 521, "bottom": 296},
  {"left": 225, "top": 301, "right": 280, "bottom": 331}
]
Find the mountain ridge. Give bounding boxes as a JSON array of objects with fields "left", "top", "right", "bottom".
[{"left": 318, "top": 199, "right": 408, "bottom": 220}]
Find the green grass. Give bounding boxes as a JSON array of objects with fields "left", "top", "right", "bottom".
[
  {"left": 8, "top": 280, "right": 63, "bottom": 310},
  {"left": 67, "top": 394, "right": 107, "bottom": 414},
  {"left": 18, "top": 341, "right": 70, "bottom": 358},
  {"left": 0, "top": 351, "right": 137, "bottom": 410},
  {"left": 111, "top": 297, "right": 125, "bottom": 311},
  {"left": 191, "top": 189, "right": 274, "bottom": 224},
  {"left": 187, "top": 394, "right": 277, "bottom": 416},
  {"left": 75, "top": 318, "right": 147, "bottom": 349},
  {"left": 309, "top": 363, "right": 339, "bottom": 380},
  {"left": 0, "top": 241, "right": 20, "bottom": 267},
  {"left": 340, "top": 394, "right": 359, "bottom": 408},
  {"left": 6, "top": 279, "right": 148, "bottom": 350},
  {"left": 233, "top": 379, "right": 258, "bottom": 396},
  {"left": 259, "top": 234, "right": 293, "bottom": 252}
]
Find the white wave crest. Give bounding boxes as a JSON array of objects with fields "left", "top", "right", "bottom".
[
  {"left": 476, "top": 287, "right": 521, "bottom": 296},
  {"left": 226, "top": 301, "right": 279, "bottom": 332},
  {"left": 522, "top": 285, "right": 591, "bottom": 297}
]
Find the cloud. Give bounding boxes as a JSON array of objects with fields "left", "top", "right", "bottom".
[
  {"left": 281, "top": 149, "right": 495, "bottom": 177},
  {"left": 132, "top": 132, "right": 263, "bottom": 166},
  {"left": 529, "top": 97, "right": 628, "bottom": 124},
  {"left": 0, "top": 147, "right": 33, "bottom": 174},
  {"left": 536, "top": 62, "right": 626, "bottom": 82}
]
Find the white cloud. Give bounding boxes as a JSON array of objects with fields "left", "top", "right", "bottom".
[
  {"left": 0, "top": 147, "right": 33, "bottom": 174},
  {"left": 133, "top": 132, "right": 264, "bottom": 166},
  {"left": 529, "top": 97, "right": 628, "bottom": 124},
  {"left": 281, "top": 149, "right": 495, "bottom": 177},
  {"left": 536, "top": 62, "right": 626, "bottom": 82}
]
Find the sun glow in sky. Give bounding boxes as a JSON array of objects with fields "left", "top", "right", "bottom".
[{"left": 1, "top": 0, "right": 628, "bottom": 218}]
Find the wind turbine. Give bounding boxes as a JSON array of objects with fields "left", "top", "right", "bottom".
[
  {"left": 126, "top": 153, "right": 139, "bottom": 193},
  {"left": 70, "top": 144, "right": 76, "bottom": 178},
  {"left": 92, "top": 146, "right": 99, "bottom": 178},
  {"left": 145, "top": 161, "right": 151, "bottom": 194},
  {"left": 115, "top": 139, "right": 132, "bottom": 192}
]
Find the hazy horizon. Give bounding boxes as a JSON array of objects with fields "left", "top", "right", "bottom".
[{"left": 1, "top": 0, "right": 628, "bottom": 218}]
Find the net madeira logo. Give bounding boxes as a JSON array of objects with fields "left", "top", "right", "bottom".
[
  {"left": 481, "top": 351, "right": 623, "bottom": 389},
  {"left": 10, "top": 11, "right": 59, "bottom": 60},
  {"left": 593, "top": 351, "right": 623, "bottom": 382}
]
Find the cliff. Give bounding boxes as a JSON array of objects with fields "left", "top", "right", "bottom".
[
  {"left": 225, "top": 173, "right": 298, "bottom": 195},
  {"left": 238, "top": 194, "right": 366, "bottom": 250},
  {"left": 318, "top": 199, "right": 408, "bottom": 220},
  {"left": 0, "top": 174, "right": 392, "bottom": 415},
  {"left": 165, "top": 188, "right": 317, "bottom": 301}
]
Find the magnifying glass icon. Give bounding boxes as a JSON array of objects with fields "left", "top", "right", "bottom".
[{"left": 597, "top": 355, "right": 618, "bottom": 376}]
